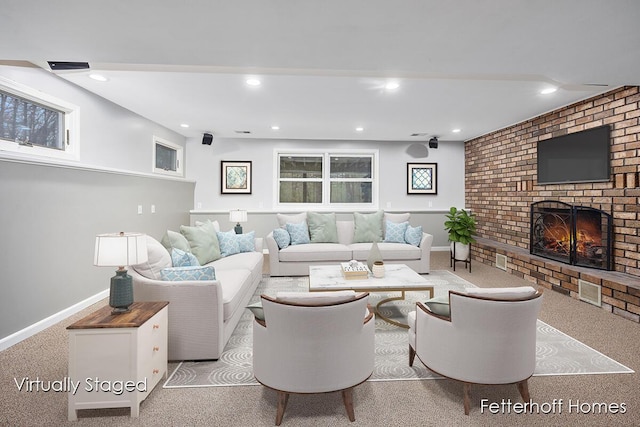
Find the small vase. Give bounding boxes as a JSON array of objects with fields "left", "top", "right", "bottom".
[
  {"left": 367, "top": 241, "right": 383, "bottom": 271},
  {"left": 372, "top": 261, "right": 385, "bottom": 278}
]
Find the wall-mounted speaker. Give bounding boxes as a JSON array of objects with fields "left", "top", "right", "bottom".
[
  {"left": 428, "top": 137, "right": 438, "bottom": 149},
  {"left": 202, "top": 133, "right": 213, "bottom": 145}
]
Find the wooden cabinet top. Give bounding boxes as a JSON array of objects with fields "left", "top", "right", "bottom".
[{"left": 67, "top": 301, "right": 169, "bottom": 330}]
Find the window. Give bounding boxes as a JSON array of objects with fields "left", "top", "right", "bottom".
[
  {"left": 276, "top": 150, "right": 377, "bottom": 209},
  {"left": 152, "top": 136, "right": 183, "bottom": 177},
  {"left": 0, "top": 76, "right": 79, "bottom": 161}
]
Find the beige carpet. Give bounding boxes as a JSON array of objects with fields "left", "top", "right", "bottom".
[{"left": 1, "top": 252, "right": 639, "bottom": 426}]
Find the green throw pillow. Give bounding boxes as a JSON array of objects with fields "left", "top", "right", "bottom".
[
  {"left": 425, "top": 295, "right": 450, "bottom": 317},
  {"left": 161, "top": 230, "right": 192, "bottom": 253},
  {"left": 353, "top": 211, "right": 384, "bottom": 243},
  {"left": 179, "top": 221, "right": 221, "bottom": 265},
  {"left": 307, "top": 212, "right": 339, "bottom": 243}
]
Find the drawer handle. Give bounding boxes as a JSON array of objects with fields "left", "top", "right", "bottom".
[
  {"left": 153, "top": 369, "right": 159, "bottom": 374},
  {"left": 153, "top": 324, "right": 160, "bottom": 329},
  {"left": 153, "top": 346, "right": 160, "bottom": 352}
]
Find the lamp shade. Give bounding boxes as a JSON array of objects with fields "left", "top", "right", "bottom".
[
  {"left": 94, "top": 232, "right": 148, "bottom": 267},
  {"left": 229, "top": 209, "right": 248, "bottom": 223}
]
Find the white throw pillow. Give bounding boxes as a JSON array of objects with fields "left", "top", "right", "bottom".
[{"left": 132, "top": 235, "right": 172, "bottom": 280}]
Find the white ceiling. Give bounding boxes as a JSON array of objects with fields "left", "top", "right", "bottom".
[{"left": 2, "top": 0, "right": 639, "bottom": 142}]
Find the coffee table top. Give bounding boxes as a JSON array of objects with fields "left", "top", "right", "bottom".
[{"left": 309, "top": 263, "right": 430, "bottom": 292}]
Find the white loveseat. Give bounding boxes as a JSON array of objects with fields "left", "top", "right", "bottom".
[
  {"left": 130, "top": 221, "right": 263, "bottom": 361},
  {"left": 266, "top": 212, "right": 433, "bottom": 276}
]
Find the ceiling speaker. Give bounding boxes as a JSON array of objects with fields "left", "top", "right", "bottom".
[
  {"left": 428, "top": 137, "right": 438, "bottom": 149},
  {"left": 202, "top": 133, "right": 213, "bottom": 145}
]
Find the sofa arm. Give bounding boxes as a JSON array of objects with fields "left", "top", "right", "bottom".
[
  {"left": 265, "top": 231, "right": 282, "bottom": 276},
  {"left": 419, "top": 232, "right": 434, "bottom": 250},
  {"left": 254, "top": 237, "right": 264, "bottom": 253}
]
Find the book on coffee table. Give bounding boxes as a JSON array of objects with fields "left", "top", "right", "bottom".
[{"left": 340, "top": 262, "right": 369, "bottom": 279}]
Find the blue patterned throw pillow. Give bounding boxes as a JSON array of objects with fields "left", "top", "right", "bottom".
[
  {"left": 273, "top": 228, "right": 291, "bottom": 249},
  {"left": 160, "top": 265, "right": 216, "bottom": 281},
  {"left": 286, "top": 221, "right": 310, "bottom": 245},
  {"left": 171, "top": 248, "right": 200, "bottom": 267},
  {"left": 384, "top": 220, "right": 409, "bottom": 243},
  {"left": 405, "top": 225, "right": 423, "bottom": 246},
  {"left": 216, "top": 230, "right": 256, "bottom": 257}
]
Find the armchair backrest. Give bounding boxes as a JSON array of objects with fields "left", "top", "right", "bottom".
[{"left": 253, "top": 292, "right": 374, "bottom": 394}]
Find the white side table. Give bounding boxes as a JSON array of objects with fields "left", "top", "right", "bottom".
[{"left": 67, "top": 301, "right": 168, "bottom": 421}]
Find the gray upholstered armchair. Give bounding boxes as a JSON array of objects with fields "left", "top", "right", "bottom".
[{"left": 408, "top": 287, "right": 543, "bottom": 414}]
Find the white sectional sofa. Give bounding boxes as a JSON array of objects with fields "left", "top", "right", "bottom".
[
  {"left": 130, "top": 220, "right": 263, "bottom": 361},
  {"left": 266, "top": 212, "right": 433, "bottom": 276}
]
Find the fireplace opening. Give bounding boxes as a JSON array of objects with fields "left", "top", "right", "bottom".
[{"left": 530, "top": 201, "right": 613, "bottom": 270}]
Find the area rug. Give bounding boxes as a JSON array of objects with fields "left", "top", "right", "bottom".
[{"left": 163, "top": 271, "right": 633, "bottom": 388}]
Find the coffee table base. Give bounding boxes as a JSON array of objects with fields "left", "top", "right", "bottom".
[{"left": 375, "top": 289, "right": 434, "bottom": 328}]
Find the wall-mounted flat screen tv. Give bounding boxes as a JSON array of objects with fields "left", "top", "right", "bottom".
[{"left": 537, "top": 125, "right": 610, "bottom": 184}]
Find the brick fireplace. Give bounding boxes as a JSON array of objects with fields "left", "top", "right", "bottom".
[{"left": 465, "top": 86, "right": 640, "bottom": 322}]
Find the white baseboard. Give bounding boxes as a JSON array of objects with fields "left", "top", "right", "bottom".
[
  {"left": 0, "top": 289, "right": 108, "bottom": 352},
  {"left": 431, "top": 246, "right": 450, "bottom": 252}
]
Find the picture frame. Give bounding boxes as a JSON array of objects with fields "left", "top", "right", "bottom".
[
  {"left": 407, "top": 163, "right": 437, "bottom": 194},
  {"left": 221, "top": 161, "right": 252, "bottom": 194}
]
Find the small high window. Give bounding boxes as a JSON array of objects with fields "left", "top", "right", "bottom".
[{"left": 152, "top": 136, "right": 183, "bottom": 177}]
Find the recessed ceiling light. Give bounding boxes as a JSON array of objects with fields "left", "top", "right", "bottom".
[
  {"left": 180, "top": 123, "right": 190, "bottom": 128},
  {"left": 246, "top": 78, "right": 261, "bottom": 86},
  {"left": 385, "top": 81, "right": 400, "bottom": 90},
  {"left": 271, "top": 125, "right": 280, "bottom": 130},
  {"left": 540, "top": 87, "right": 557, "bottom": 95},
  {"left": 452, "top": 128, "right": 461, "bottom": 133},
  {"left": 355, "top": 127, "right": 364, "bottom": 132},
  {"left": 89, "top": 73, "right": 108, "bottom": 82}
]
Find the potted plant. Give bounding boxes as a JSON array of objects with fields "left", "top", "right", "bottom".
[{"left": 444, "top": 207, "right": 477, "bottom": 261}]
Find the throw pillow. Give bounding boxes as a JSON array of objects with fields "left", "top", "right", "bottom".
[
  {"left": 277, "top": 212, "right": 307, "bottom": 228},
  {"left": 307, "top": 212, "right": 339, "bottom": 243},
  {"left": 464, "top": 286, "right": 538, "bottom": 300},
  {"left": 405, "top": 225, "right": 423, "bottom": 246},
  {"left": 217, "top": 230, "right": 256, "bottom": 257},
  {"left": 384, "top": 220, "right": 409, "bottom": 243},
  {"left": 171, "top": 248, "right": 200, "bottom": 267},
  {"left": 246, "top": 302, "right": 265, "bottom": 321},
  {"left": 272, "top": 228, "right": 291, "bottom": 249},
  {"left": 131, "top": 235, "right": 172, "bottom": 280},
  {"left": 179, "top": 221, "right": 221, "bottom": 265},
  {"left": 353, "top": 211, "right": 384, "bottom": 243},
  {"left": 286, "top": 221, "right": 310, "bottom": 245},
  {"left": 424, "top": 295, "right": 450, "bottom": 317},
  {"left": 160, "top": 265, "right": 216, "bottom": 281},
  {"left": 161, "top": 230, "right": 191, "bottom": 253},
  {"left": 194, "top": 219, "right": 221, "bottom": 232}
]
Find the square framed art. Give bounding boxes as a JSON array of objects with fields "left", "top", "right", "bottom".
[
  {"left": 407, "top": 163, "right": 437, "bottom": 194},
  {"left": 221, "top": 161, "right": 252, "bottom": 194}
]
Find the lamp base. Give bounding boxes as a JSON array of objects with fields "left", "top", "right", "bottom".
[
  {"left": 234, "top": 223, "right": 243, "bottom": 234},
  {"left": 109, "top": 269, "right": 133, "bottom": 315}
]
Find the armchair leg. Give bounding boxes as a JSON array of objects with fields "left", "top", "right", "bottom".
[
  {"left": 409, "top": 345, "right": 416, "bottom": 367},
  {"left": 342, "top": 387, "right": 356, "bottom": 422},
  {"left": 275, "top": 391, "right": 289, "bottom": 426},
  {"left": 463, "top": 383, "right": 471, "bottom": 415},
  {"left": 517, "top": 379, "right": 530, "bottom": 402}
]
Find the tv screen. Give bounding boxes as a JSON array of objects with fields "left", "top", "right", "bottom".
[{"left": 537, "top": 125, "right": 610, "bottom": 184}]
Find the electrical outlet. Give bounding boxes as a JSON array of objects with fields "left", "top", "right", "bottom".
[
  {"left": 428, "top": 201, "right": 433, "bottom": 208},
  {"left": 137, "top": 205, "right": 143, "bottom": 215},
  {"left": 197, "top": 202, "right": 202, "bottom": 209}
]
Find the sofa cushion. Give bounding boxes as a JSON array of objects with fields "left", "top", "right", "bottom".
[
  {"left": 336, "top": 220, "right": 355, "bottom": 245},
  {"left": 272, "top": 228, "right": 291, "bottom": 249},
  {"left": 307, "top": 211, "right": 339, "bottom": 243},
  {"left": 405, "top": 225, "right": 423, "bottom": 246},
  {"left": 277, "top": 212, "right": 307, "bottom": 228},
  {"left": 132, "top": 235, "right": 172, "bottom": 280},
  {"left": 279, "top": 243, "right": 352, "bottom": 262},
  {"left": 161, "top": 230, "right": 191, "bottom": 253},
  {"left": 384, "top": 212, "right": 411, "bottom": 223},
  {"left": 286, "top": 221, "right": 311, "bottom": 245},
  {"left": 384, "top": 220, "right": 409, "bottom": 243},
  {"left": 210, "top": 250, "right": 263, "bottom": 271},
  {"left": 171, "top": 248, "right": 200, "bottom": 267},
  {"left": 353, "top": 211, "right": 384, "bottom": 243},
  {"left": 217, "top": 230, "right": 256, "bottom": 257},
  {"left": 180, "top": 221, "right": 222, "bottom": 265},
  {"left": 350, "top": 242, "right": 422, "bottom": 260},
  {"left": 160, "top": 265, "right": 216, "bottom": 281},
  {"left": 216, "top": 268, "right": 252, "bottom": 321}
]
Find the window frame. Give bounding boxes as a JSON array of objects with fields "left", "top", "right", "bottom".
[
  {"left": 0, "top": 76, "right": 80, "bottom": 162},
  {"left": 152, "top": 136, "right": 184, "bottom": 177},
  {"left": 274, "top": 148, "right": 378, "bottom": 210}
]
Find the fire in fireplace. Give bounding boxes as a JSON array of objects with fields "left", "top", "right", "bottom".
[{"left": 530, "top": 201, "right": 613, "bottom": 270}]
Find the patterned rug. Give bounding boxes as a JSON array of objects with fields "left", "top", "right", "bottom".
[{"left": 163, "top": 271, "right": 633, "bottom": 388}]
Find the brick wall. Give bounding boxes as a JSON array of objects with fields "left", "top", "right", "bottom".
[{"left": 466, "top": 86, "right": 640, "bottom": 276}]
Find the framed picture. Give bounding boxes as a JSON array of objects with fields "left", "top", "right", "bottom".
[
  {"left": 407, "top": 163, "right": 437, "bottom": 194},
  {"left": 221, "top": 161, "right": 252, "bottom": 194}
]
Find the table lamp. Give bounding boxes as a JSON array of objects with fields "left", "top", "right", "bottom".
[
  {"left": 94, "top": 232, "right": 148, "bottom": 314},
  {"left": 229, "top": 209, "right": 248, "bottom": 234}
]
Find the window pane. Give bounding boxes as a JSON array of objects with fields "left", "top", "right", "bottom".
[
  {"left": 280, "top": 181, "right": 322, "bottom": 203},
  {"left": 0, "top": 91, "right": 63, "bottom": 150},
  {"left": 330, "top": 182, "right": 372, "bottom": 203},
  {"left": 330, "top": 156, "right": 371, "bottom": 179},
  {"left": 280, "top": 156, "right": 322, "bottom": 179},
  {"left": 155, "top": 143, "right": 177, "bottom": 171}
]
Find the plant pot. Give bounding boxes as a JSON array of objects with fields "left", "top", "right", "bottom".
[
  {"left": 450, "top": 242, "right": 470, "bottom": 261},
  {"left": 372, "top": 261, "right": 385, "bottom": 278}
]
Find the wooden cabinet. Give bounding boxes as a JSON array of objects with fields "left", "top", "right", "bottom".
[{"left": 67, "top": 301, "right": 168, "bottom": 421}]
